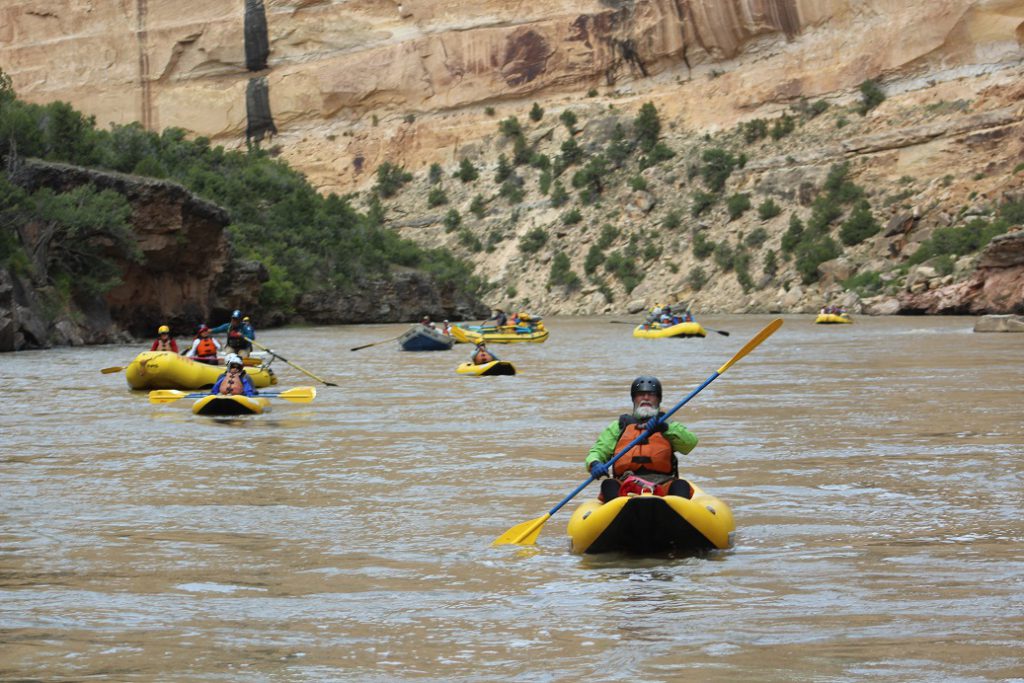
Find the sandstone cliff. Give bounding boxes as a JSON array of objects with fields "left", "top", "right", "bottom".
[{"left": 3, "top": 0, "right": 1023, "bottom": 318}]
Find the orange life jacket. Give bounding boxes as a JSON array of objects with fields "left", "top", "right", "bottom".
[
  {"left": 612, "top": 422, "right": 675, "bottom": 477},
  {"left": 218, "top": 371, "right": 245, "bottom": 395},
  {"left": 195, "top": 337, "right": 218, "bottom": 358}
]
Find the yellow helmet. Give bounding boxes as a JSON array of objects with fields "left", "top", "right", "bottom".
[{"left": 158, "top": 325, "right": 170, "bottom": 334}]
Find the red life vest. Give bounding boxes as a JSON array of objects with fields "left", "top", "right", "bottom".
[
  {"left": 154, "top": 338, "right": 174, "bottom": 352},
  {"left": 218, "top": 371, "right": 245, "bottom": 395},
  {"left": 195, "top": 337, "right": 218, "bottom": 358},
  {"left": 612, "top": 422, "right": 675, "bottom": 476}
]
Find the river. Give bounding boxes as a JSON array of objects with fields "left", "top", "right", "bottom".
[{"left": 1, "top": 315, "right": 1021, "bottom": 681}]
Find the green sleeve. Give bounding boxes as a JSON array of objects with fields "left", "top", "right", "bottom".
[
  {"left": 665, "top": 422, "right": 698, "bottom": 455},
  {"left": 584, "top": 420, "right": 623, "bottom": 470}
]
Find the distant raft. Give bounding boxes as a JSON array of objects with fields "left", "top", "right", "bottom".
[
  {"left": 566, "top": 482, "right": 734, "bottom": 555},
  {"left": 398, "top": 323, "right": 455, "bottom": 351},
  {"left": 125, "top": 351, "right": 277, "bottom": 390},
  {"left": 191, "top": 394, "right": 271, "bottom": 416},
  {"left": 450, "top": 323, "right": 548, "bottom": 344},
  {"left": 456, "top": 360, "right": 517, "bottom": 376},
  {"left": 815, "top": 313, "right": 853, "bottom": 324},
  {"left": 632, "top": 321, "right": 707, "bottom": 339}
]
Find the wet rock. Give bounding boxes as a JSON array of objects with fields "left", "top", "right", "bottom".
[{"left": 974, "top": 314, "right": 1024, "bottom": 332}]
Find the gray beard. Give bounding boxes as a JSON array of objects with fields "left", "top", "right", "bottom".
[{"left": 633, "top": 405, "right": 659, "bottom": 420}]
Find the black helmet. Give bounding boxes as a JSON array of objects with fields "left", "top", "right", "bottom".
[{"left": 630, "top": 375, "right": 662, "bottom": 401}]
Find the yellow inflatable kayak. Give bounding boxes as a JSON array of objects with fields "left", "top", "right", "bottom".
[
  {"left": 191, "top": 394, "right": 271, "bottom": 416},
  {"left": 125, "top": 351, "right": 277, "bottom": 390},
  {"left": 456, "top": 360, "right": 517, "bottom": 376},
  {"left": 566, "top": 482, "right": 734, "bottom": 554},
  {"left": 632, "top": 322, "right": 707, "bottom": 339},
  {"left": 815, "top": 313, "right": 853, "bottom": 324},
  {"left": 450, "top": 323, "right": 548, "bottom": 344}
]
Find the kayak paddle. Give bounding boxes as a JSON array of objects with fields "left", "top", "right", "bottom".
[
  {"left": 245, "top": 337, "right": 338, "bottom": 387},
  {"left": 100, "top": 365, "right": 126, "bottom": 373},
  {"left": 149, "top": 386, "right": 317, "bottom": 404},
  {"left": 350, "top": 333, "right": 404, "bottom": 351},
  {"left": 492, "top": 318, "right": 783, "bottom": 547}
]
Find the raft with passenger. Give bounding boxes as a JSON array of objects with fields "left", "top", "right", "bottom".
[
  {"left": 456, "top": 360, "right": 517, "bottom": 376},
  {"left": 450, "top": 322, "right": 548, "bottom": 344},
  {"left": 191, "top": 394, "right": 271, "bottom": 416},
  {"left": 124, "top": 351, "right": 277, "bottom": 390},
  {"left": 397, "top": 323, "right": 455, "bottom": 351},
  {"left": 566, "top": 481, "right": 734, "bottom": 555},
  {"left": 815, "top": 313, "right": 853, "bottom": 324},
  {"left": 632, "top": 321, "right": 707, "bottom": 339}
]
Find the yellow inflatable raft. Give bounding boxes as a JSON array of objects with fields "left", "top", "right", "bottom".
[
  {"left": 566, "top": 482, "right": 734, "bottom": 554},
  {"left": 815, "top": 313, "right": 853, "bottom": 324},
  {"left": 125, "top": 351, "right": 277, "bottom": 390},
  {"left": 456, "top": 360, "right": 517, "bottom": 376},
  {"left": 450, "top": 323, "right": 548, "bottom": 344},
  {"left": 632, "top": 322, "right": 707, "bottom": 339},
  {"left": 191, "top": 394, "right": 271, "bottom": 416}
]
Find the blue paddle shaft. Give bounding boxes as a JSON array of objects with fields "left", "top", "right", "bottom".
[{"left": 545, "top": 370, "right": 721, "bottom": 517}]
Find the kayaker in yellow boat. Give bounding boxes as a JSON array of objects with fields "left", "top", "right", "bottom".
[
  {"left": 150, "top": 324, "right": 179, "bottom": 353},
  {"left": 584, "top": 375, "right": 698, "bottom": 502},
  {"left": 183, "top": 325, "right": 222, "bottom": 365},
  {"left": 471, "top": 342, "right": 497, "bottom": 365},
  {"left": 211, "top": 353, "right": 256, "bottom": 396},
  {"left": 210, "top": 310, "right": 255, "bottom": 358}
]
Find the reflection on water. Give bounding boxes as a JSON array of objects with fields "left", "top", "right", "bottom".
[{"left": 1, "top": 315, "right": 1022, "bottom": 680}]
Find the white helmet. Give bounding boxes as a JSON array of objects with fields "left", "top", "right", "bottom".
[{"left": 225, "top": 353, "right": 244, "bottom": 368}]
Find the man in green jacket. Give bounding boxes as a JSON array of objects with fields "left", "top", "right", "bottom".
[{"left": 585, "top": 375, "right": 698, "bottom": 502}]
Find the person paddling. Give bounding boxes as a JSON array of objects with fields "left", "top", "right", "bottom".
[
  {"left": 471, "top": 342, "right": 497, "bottom": 365},
  {"left": 150, "top": 325, "right": 179, "bottom": 353},
  {"left": 183, "top": 325, "right": 221, "bottom": 365},
  {"left": 211, "top": 310, "right": 254, "bottom": 359},
  {"left": 211, "top": 353, "right": 255, "bottom": 396},
  {"left": 585, "top": 376, "right": 698, "bottom": 502}
]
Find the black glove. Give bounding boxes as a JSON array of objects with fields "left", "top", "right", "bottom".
[
  {"left": 646, "top": 417, "right": 667, "bottom": 433},
  {"left": 589, "top": 460, "right": 610, "bottom": 480}
]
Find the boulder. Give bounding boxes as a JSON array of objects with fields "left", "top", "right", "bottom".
[{"left": 974, "top": 314, "right": 1024, "bottom": 332}]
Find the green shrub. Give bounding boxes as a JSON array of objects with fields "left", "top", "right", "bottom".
[
  {"left": 638, "top": 141, "right": 675, "bottom": 169},
  {"left": 444, "top": 208, "right": 462, "bottom": 232},
  {"left": 597, "top": 224, "right": 619, "bottom": 249},
  {"left": 499, "top": 116, "right": 522, "bottom": 137},
  {"left": 734, "top": 250, "right": 754, "bottom": 291},
  {"left": 842, "top": 270, "right": 884, "bottom": 297},
  {"left": 538, "top": 169, "right": 552, "bottom": 195},
  {"left": 634, "top": 102, "right": 661, "bottom": 153},
  {"left": 726, "top": 193, "right": 751, "bottom": 220},
  {"left": 529, "top": 102, "right": 544, "bottom": 122},
  {"left": 499, "top": 177, "right": 525, "bottom": 204},
  {"left": 559, "top": 110, "right": 578, "bottom": 132},
  {"left": 858, "top": 79, "right": 886, "bottom": 115},
  {"left": 484, "top": 106, "right": 495, "bottom": 116},
  {"left": 606, "top": 123, "right": 634, "bottom": 168},
  {"left": 531, "top": 153, "right": 551, "bottom": 170},
  {"left": 745, "top": 227, "right": 769, "bottom": 247},
  {"left": 559, "top": 138, "right": 583, "bottom": 167},
  {"left": 428, "top": 163, "right": 443, "bottom": 184},
  {"left": 757, "top": 198, "right": 782, "bottom": 220},
  {"left": 604, "top": 251, "right": 644, "bottom": 293},
  {"left": 770, "top": 114, "right": 795, "bottom": 140},
  {"left": 427, "top": 187, "right": 448, "bottom": 207},
  {"left": 629, "top": 176, "right": 648, "bottom": 192},
  {"left": 742, "top": 119, "right": 768, "bottom": 143},
  {"left": 762, "top": 249, "right": 778, "bottom": 277},
  {"left": 795, "top": 236, "right": 841, "bottom": 284},
  {"left": 587, "top": 88, "right": 599, "bottom": 98},
  {"left": 662, "top": 209, "right": 682, "bottom": 230},
  {"left": 548, "top": 251, "right": 581, "bottom": 289},
  {"left": 909, "top": 217, "right": 1012, "bottom": 265},
  {"left": 687, "top": 266, "right": 707, "bottom": 291},
  {"left": 781, "top": 214, "right": 804, "bottom": 255},
  {"left": 839, "top": 200, "right": 880, "bottom": 245},
  {"left": 374, "top": 162, "right": 412, "bottom": 197},
  {"left": 713, "top": 241, "right": 735, "bottom": 271},
  {"left": 550, "top": 181, "right": 569, "bottom": 208},
  {"left": 691, "top": 190, "right": 716, "bottom": 216},
  {"left": 469, "top": 194, "right": 487, "bottom": 218},
  {"left": 456, "top": 158, "right": 479, "bottom": 182},
  {"left": 519, "top": 227, "right": 549, "bottom": 254},
  {"left": 584, "top": 244, "right": 605, "bottom": 274},
  {"left": 562, "top": 208, "right": 583, "bottom": 225},
  {"left": 572, "top": 155, "right": 609, "bottom": 202},
  {"left": 494, "top": 154, "right": 512, "bottom": 183},
  {"left": 458, "top": 227, "right": 483, "bottom": 252},
  {"left": 692, "top": 231, "right": 714, "bottom": 260},
  {"left": 700, "top": 148, "right": 737, "bottom": 192}
]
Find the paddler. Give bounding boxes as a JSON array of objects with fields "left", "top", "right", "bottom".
[
  {"left": 210, "top": 309, "right": 254, "bottom": 358},
  {"left": 211, "top": 353, "right": 256, "bottom": 396},
  {"left": 150, "top": 324, "right": 179, "bottom": 353},
  {"left": 183, "top": 324, "right": 221, "bottom": 365},
  {"left": 584, "top": 376, "right": 698, "bottom": 502},
  {"left": 471, "top": 342, "right": 497, "bottom": 365}
]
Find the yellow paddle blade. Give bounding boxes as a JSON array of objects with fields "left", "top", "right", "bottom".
[
  {"left": 148, "top": 390, "right": 189, "bottom": 404},
  {"left": 492, "top": 513, "right": 551, "bottom": 546},
  {"left": 717, "top": 318, "right": 783, "bottom": 374},
  {"left": 100, "top": 366, "right": 125, "bottom": 374},
  {"left": 272, "top": 386, "right": 317, "bottom": 403}
]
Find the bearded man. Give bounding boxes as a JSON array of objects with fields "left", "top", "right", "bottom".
[{"left": 584, "top": 376, "right": 698, "bottom": 502}]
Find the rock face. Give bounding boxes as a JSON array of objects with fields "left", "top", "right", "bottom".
[{"left": 3, "top": 1, "right": 1022, "bottom": 195}]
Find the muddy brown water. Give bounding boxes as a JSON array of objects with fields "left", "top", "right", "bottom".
[{"left": 1, "top": 315, "right": 1022, "bottom": 681}]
